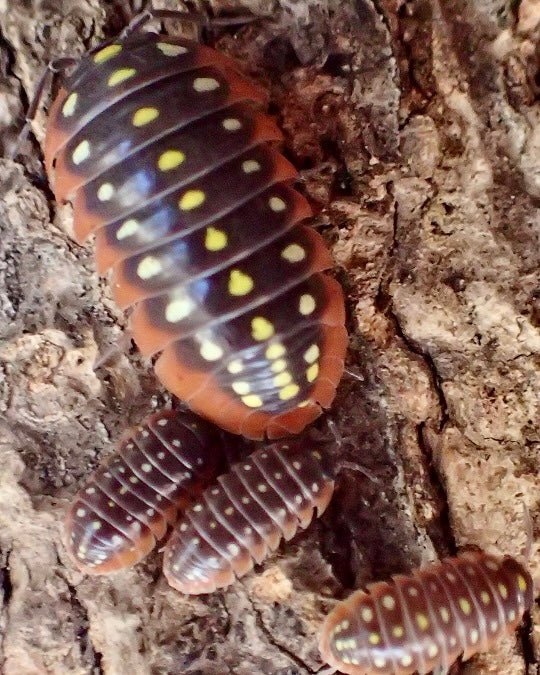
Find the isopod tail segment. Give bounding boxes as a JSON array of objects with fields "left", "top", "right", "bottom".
[
  {"left": 63, "top": 409, "right": 224, "bottom": 575},
  {"left": 163, "top": 439, "right": 336, "bottom": 594},
  {"left": 42, "top": 18, "right": 348, "bottom": 440},
  {"left": 319, "top": 530, "right": 537, "bottom": 674}
]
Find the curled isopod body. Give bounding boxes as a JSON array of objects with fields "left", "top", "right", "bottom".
[
  {"left": 43, "top": 28, "right": 348, "bottom": 440},
  {"left": 163, "top": 442, "right": 334, "bottom": 593},
  {"left": 319, "top": 551, "right": 535, "bottom": 674},
  {"left": 64, "top": 409, "right": 222, "bottom": 574}
]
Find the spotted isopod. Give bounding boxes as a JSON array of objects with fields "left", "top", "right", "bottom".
[
  {"left": 319, "top": 551, "right": 535, "bottom": 674},
  {"left": 64, "top": 409, "right": 222, "bottom": 574},
  {"left": 163, "top": 442, "right": 334, "bottom": 593},
  {"left": 43, "top": 16, "right": 347, "bottom": 440}
]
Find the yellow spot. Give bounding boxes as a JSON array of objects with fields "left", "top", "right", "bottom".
[
  {"left": 157, "top": 42, "right": 188, "bottom": 56},
  {"left": 108, "top": 67, "right": 137, "bottom": 87},
  {"left": 205, "top": 227, "right": 227, "bottom": 251},
  {"left": 242, "top": 159, "right": 261, "bottom": 173},
  {"left": 368, "top": 633, "right": 380, "bottom": 645},
  {"left": 279, "top": 383, "right": 299, "bottom": 401},
  {"left": 62, "top": 92, "right": 78, "bottom": 117},
  {"left": 382, "top": 595, "right": 395, "bottom": 610},
  {"left": 132, "top": 107, "right": 159, "bottom": 127},
  {"left": 179, "top": 189, "right": 205, "bottom": 211},
  {"left": 401, "top": 655, "right": 413, "bottom": 667},
  {"left": 299, "top": 294, "right": 316, "bottom": 315},
  {"left": 72, "top": 140, "right": 90, "bottom": 165},
  {"left": 270, "top": 359, "right": 286, "bottom": 373},
  {"left": 242, "top": 394, "right": 263, "bottom": 408},
  {"left": 158, "top": 149, "right": 186, "bottom": 171},
  {"left": 137, "top": 256, "right": 162, "bottom": 279},
  {"left": 481, "top": 591, "right": 490, "bottom": 605},
  {"left": 193, "top": 77, "right": 220, "bottom": 92},
  {"left": 281, "top": 243, "right": 306, "bottom": 263},
  {"left": 440, "top": 607, "right": 450, "bottom": 623},
  {"left": 518, "top": 575, "right": 528, "bottom": 592},
  {"left": 266, "top": 343, "right": 285, "bottom": 359},
  {"left": 304, "top": 344, "right": 320, "bottom": 363},
  {"left": 273, "top": 371, "right": 292, "bottom": 387},
  {"left": 306, "top": 363, "right": 319, "bottom": 382},
  {"left": 227, "top": 360, "right": 243, "bottom": 374},
  {"left": 232, "top": 381, "right": 250, "bottom": 395},
  {"left": 229, "top": 270, "right": 254, "bottom": 296},
  {"left": 199, "top": 340, "right": 223, "bottom": 361},
  {"left": 416, "top": 613, "right": 429, "bottom": 630},
  {"left": 97, "top": 183, "right": 114, "bottom": 201},
  {"left": 392, "top": 625, "right": 404, "bottom": 638},
  {"left": 116, "top": 219, "right": 139, "bottom": 240},
  {"left": 269, "top": 196, "right": 286, "bottom": 212},
  {"left": 251, "top": 317, "right": 275, "bottom": 341},
  {"left": 94, "top": 44, "right": 122, "bottom": 64},
  {"left": 298, "top": 400, "right": 310, "bottom": 407},
  {"left": 498, "top": 583, "right": 508, "bottom": 599},
  {"left": 361, "top": 607, "right": 373, "bottom": 622},
  {"left": 459, "top": 598, "right": 471, "bottom": 615}
]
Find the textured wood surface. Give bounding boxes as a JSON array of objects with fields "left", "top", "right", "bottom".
[{"left": 0, "top": 1, "right": 538, "bottom": 673}]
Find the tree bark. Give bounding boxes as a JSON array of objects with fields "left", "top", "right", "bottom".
[{"left": 0, "top": 0, "right": 538, "bottom": 673}]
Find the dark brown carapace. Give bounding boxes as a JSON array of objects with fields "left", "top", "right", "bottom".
[
  {"left": 64, "top": 409, "right": 222, "bottom": 574},
  {"left": 163, "top": 442, "right": 334, "bottom": 594},
  {"left": 44, "top": 32, "right": 347, "bottom": 440},
  {"left": 319, "top": 552, "right": 535, "bottom": 674}
]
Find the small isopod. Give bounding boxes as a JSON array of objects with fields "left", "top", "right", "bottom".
[
  {"left": 64, "top": 409, "right": 222, "bottom": 574},
  {"left": 319, "top": 551, "right": 535, "bottom": 674},
  {"left": 163, "top": 442, "right": 334, "bottom": 593}
]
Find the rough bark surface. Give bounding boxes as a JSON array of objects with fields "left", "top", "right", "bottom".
[{"left": 0, "top": 0, "right": 539, "bottom": 673}]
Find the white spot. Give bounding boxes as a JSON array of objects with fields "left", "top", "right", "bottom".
[
  {"left": 76, "top": 508, "right": 86, "bottom": 517},
  {"left": 62, "top": 92, "right": 78, "bottom": 117},
  {"left": 311, "top": 482, "right": 319, "bottom": 492},
  {"left": 199, "top": 339, "right": 223, "bottom": 361},
  {"left": 116, "top": 219, "right": 139, "bottom": 240},
  {"left": 257, "top": 484, "right": 268, "bottom": 493},
  {"left": 157, "top": 42, "right": 188, "bottom": 56},
  {"left": 193, "top": 504, "right": 203, "bottom": 512},
  {"left": 242, "top": 159, "right": 261, "bottom": 173},
  {"left": 141, "top": 463, "right": 152, "bottom": 473},
  {"left": 223, "top": 118, "right": 242, "bottom": 131},
  {"left": 157, "top": 418, "right": 168, "bottom": 426},
  {"left": 157, "top": 452, "right": 165, "bottom": 459},
  {"left": 228, "top": 543, "right": 240, "bottom": 556},
  {"left": 225, "top": 507, "right": 234, "bottom": 516},
  {"left": 269, "top": 196, "right": 286, "bottom": 212},
  {"left": 193, "top": 77, "right": 220, "bottom": 92},
  {"left": 97, "top": 183, "right": 114, "bottom": 202},
  {"left": 146, "top": 508, "right": 154, "bottom": 516},
  {"left": 72, "top": 140, "right": 90, "bottom": 165}
]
